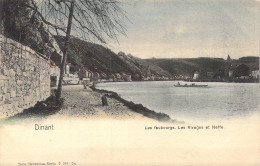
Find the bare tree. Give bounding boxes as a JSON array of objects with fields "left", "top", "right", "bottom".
[{"left": 7, "top": 0, "right": 127, "bottom": 101}]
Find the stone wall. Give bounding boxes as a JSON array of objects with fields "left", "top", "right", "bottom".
[{"left": 0, "top": 35, "right": 50, "bottom": 119}]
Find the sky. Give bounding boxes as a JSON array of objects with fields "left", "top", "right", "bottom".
[{"left": 108, "top": 0, "right": 259, "bottom": 59}]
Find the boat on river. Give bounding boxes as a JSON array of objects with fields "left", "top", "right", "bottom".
[{"left": 174, "top": 82, "right": 208, "bottom": 87}]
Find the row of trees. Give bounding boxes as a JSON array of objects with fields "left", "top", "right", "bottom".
[{"left": 0, "top": 0, "right": 127, "bottom": 101}]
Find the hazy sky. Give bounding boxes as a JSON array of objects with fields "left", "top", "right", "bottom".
[{"left": 108, "top": 0, "right": 259, "bottom": 59}]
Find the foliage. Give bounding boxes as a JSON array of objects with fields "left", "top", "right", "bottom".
[
  {"left": 0, "top": 0, "right": 46, "bottom": 53},
  {"left": 55, "top": 35, "right": 133, "bottom": 74},
  {"left": 146, "top": 57, "right": 226, "bottom": 77},
  {"left": 55, "top": 35, "right": 170, "bottom": 78},
  {"left": 238, "top": 57, "right": 259, "bottom": 63}
]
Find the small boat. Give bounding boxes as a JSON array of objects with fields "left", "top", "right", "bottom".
[{"left": 174, "top": 83, "right": 208, "bottom": 87}]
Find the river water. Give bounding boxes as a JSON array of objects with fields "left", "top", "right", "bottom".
[{"left": 96, "top": 81, "right": 260, "bottom": 121}]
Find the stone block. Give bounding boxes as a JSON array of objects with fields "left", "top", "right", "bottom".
[
  {"left": 6, "top": 85, "right": 11, "bottom": 93},
  {"left": 17, "top": 80, "right": 23, "bottom": 85},
  {"left": 3, "top": 68, "right": 9, "bottom": 76},
  {"left": 16, "top": 67, "right": 22, "bottom": 75},
  {"left": 2, "top": 86, "right": 7, "bottom": 93},
  {"left": 0, "top": 100, "right": 4, "bottom": 106},
  {"left": 10, "top": 69, "right": 15, "bottom": 77},
  {"left": 13, "top": 53, "right": 19, "bottom": 57},
  {"left": 5, "top": 93, "right": 10, "bottom": 100},
  {"left": 30, "top": 49, "right": 35, "bottom": 55},
  {"left": 3, "top": 103, "right": 12, "bottom": 110},
  {"left": 26, "top": 52, "right": 30, "bottom": 60},
  {"left": 11, "top": 91, "right": 16, "bottom": 98}
]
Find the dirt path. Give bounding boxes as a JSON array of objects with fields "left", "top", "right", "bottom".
[{"left": 50, "top": 85, "right": 151, "bottom": 120}]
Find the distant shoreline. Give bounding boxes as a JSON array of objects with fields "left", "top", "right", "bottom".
[{"left": 100, "top": 79, "right": 259, "bottom": 84}]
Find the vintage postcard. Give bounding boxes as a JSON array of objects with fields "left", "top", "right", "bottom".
[{"left": 0, "top": 0, "right": 259, "bottom": 165}]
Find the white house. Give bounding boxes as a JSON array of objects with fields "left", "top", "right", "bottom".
[
  {"left": 229, "top": 70, "right": 233, "bottom": 78},
  {"left": 193, "top": 72, "right": 199, "bottom": 80},
  {"left": 65, "top": 63, "right": 70, "bottom": 74},
  {"left": 251, "top": 70, "right": 259, "bottom": 79}
]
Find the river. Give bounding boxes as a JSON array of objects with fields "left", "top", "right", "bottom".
[{"left": 96, "top": 81, "right": 260, "bottom": 122}]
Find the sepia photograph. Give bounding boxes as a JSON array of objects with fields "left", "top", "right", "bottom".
[{"left": 0, "top": 0, "right": 259, "bottom": 165}]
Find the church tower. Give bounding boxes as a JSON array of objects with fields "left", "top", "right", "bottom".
[
  {"left": 225, "top": 54, "right": 232, "bottom": 81},
  {"left": 227, "top": 54, "right": 231, "bottom": 63}
]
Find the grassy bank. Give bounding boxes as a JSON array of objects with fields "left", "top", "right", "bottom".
[{"left": 91, "top": 84, "right": 175, "bottom": 123}]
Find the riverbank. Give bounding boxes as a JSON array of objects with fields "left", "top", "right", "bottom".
[
  {"left": 91, "top": 84, "right": 174, "bottom": 122},
  {"left": 2, "top": 85, "right": 163, "bottom": 122},
  {"left": 50, "top": 85, "right": 155, "bottom": 121}
]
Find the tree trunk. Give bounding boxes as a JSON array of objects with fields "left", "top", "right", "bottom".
[
  {"left": 56, "top": 0, "right": 75, "bottom": 102},
  {"left": 0, "top": 0, "right": 4, "bottom": 34}
]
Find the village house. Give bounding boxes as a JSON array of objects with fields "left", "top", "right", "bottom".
[
  {"left": 184, "top": 75, "right": 192, "bottom": 79},
  {"left": 108, "top": 74, "right": 116, "bottom": 81},
  {"left": 193, "top": 71, "right": 200, "bottom": 80},
  {"left": 62, "top": 62, "right": 79, "bottom": 85},
  {"left": 207, "top": 72, "right": 214, "bottom": 79},
  {"left": 65, "top": 62, "right": 70, "bottom": 74},
  {"left": 154, "top": 76, "right": 162, "bottom": 81},
  {"left": 121, "top": 73, "right": 132, "bottom": 81},
  {"left": 229, "top": 64, "right": 249, "bottom": 79},
  {"left": 251, "top": 70, "right": 259, "bottom": 79},
  {"left": 228, "top": 63, "right": 259, "bottom": 80},
  {"left": 93, "top": 72, "right": 100, "bottom": 78},
  {"left": 78, "top": 67, "right": 105, "bottom": 83},
  {"left": 142, "top": 76, "right": 150, "bottom": 81},
  {"left": 99, "top": 72, "right": 107, "bottom": 79},
  {"left": 228, "top": 70, "right": 233, "bottom": 78},
  {"left": 78, "top": 67, "right": 89, "bottom": 80},
  {"left": 249, "top": 65, "right": 259, "bottom": 80},
  {"left": 91, "top": 72, "right": 100, "bottom": 82},
  {"left": 88, "top": 71, "right": 93, "bottom": 78},
  {"left": 150, "top": 75, "right": 155, "bottom": 81},
  {"left": 225, "top": 54, "right": 259, "bottom": 82},
  {"left": 114, "top": 73, "right": 122, "bottom": 80}
]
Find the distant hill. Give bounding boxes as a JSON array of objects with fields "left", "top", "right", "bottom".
[
  {"left": 54, "top": 36, "right": 170, "bottom": 80},
  {"left": 54, "top": 36, "right": 258, "bottom": 80},
  {"left": 117, "top": 52, "right": 170, "bottom": 77},
  {"left": 55, "top": 36, "right": 130, "bottom": 73},
  {"left": 145, "top": 57, "right": 226, "bottom": 76},
  {"left": 238, "top": 56, "right": 259, "bottom": 63}
]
